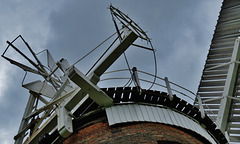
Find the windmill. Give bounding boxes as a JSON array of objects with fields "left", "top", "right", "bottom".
[{"left": 3, "top": 5, "right": 227, "bottom": 144}]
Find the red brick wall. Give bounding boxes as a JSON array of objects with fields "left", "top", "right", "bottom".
[{"left": 63, "top": 121, "right": 205, "bottom": 144}]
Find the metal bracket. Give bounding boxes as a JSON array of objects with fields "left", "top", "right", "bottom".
[
  {"left": 132, "top": 67, "right": 142, "bottom": 94},
  {"left": 164, "top": 77, "right": 173, "bottom": 101},
  {"left": 197, "top": 95, "right": 206, "bottom": 119},
  {"left": 57, "top": 101, "right": 73, "bottom": 138}
]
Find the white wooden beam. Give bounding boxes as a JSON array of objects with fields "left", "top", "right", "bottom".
[
  {"left": 216, "top": 39, "right": 240, "bottom": 132},
  {"left": 68, "top": 66, "right": 113, "bottom": 107}
]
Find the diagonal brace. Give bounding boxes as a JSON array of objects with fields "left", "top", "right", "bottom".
[{"left": 68, "top": 66, "right": 113, "bottom": 107}]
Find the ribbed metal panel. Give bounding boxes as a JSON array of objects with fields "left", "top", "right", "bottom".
[
  {"left": 106, "top": 104, "right": 217, "bottom": 144},
  {"left": 196, "top": 0, "right": 240, "bottom": 143}
]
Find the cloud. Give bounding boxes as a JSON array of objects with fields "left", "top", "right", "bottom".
[
  {"left": 0, "top": 61, "right": 12, "bottom": 103},
  {"left": 0, "top": 128, "right": 13, "bottom": 144},
  {"left": 156, "top": 1, "right": 221, "bottom": 92}
]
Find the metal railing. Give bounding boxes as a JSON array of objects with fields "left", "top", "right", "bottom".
[{"left": 100, "top": 69, "right": 196, "bottom": 103}]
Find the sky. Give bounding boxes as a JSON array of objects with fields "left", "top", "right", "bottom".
[{"left": 0, "top": 0, "right": 222, "bottom": 143}]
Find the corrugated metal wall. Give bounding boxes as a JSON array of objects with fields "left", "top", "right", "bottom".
[{"left": 106, "top": 104, "right": 216, "bottom": 144}]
